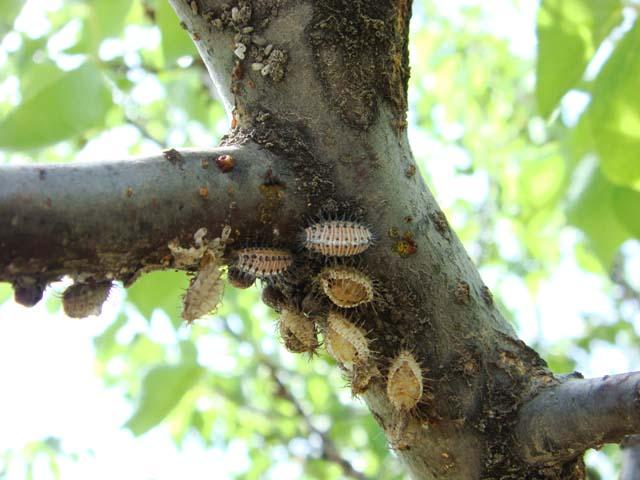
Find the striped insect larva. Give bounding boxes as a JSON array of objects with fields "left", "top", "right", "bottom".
[
  {"left": 234, "top": 248, "right": 293, "bottom": 279},
  {"left": 325, "top": 311, "right": 378, "bottom": 394},
  {"left": 62, "top": 281, "right": 112, "bottom": 318},
  {"left": 303, "top": 220, "right": 373, "bottom": 257},
  {"left": 182, "top": 250, "right": 224, "bottom": 323},
  {"left": 278, "top": 308, "right": 318, "bottom": 354},
  {"left": 387, "top": 350, "right": 424, "bottom": 412},
  {"left": 319, "top": 266, "right": 373, "bottom": 308}
]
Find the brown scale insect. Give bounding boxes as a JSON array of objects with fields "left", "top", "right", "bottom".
[
  {"left": 62, "top": 281, "right": 113, "bottom": 318},
  {"left": 233, "top": 247, "right": 293, "bottom": 280},
  {"left": 278, "top": 308, "right": 318, "bottom": 354},
  {"left": 303, "top": 220, "right": 373, "bottom": 257},
  {"left": 319, "top": 266, "right": 374, "bottom": 308}
]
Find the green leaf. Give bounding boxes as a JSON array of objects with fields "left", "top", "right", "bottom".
[
  {"left": 611, "top": 186, "right": 640, "bottom": 238},
  {"left": 587, "top": 20, "right": 640, "bottom": 188},
  {"left": 126, "top": 270, "right": 188, "bottom": 322},
  {"left": 0, "top": 62, "right": 112, "bottom": 150},
  {"left": 0, "top": 0, "right": 24, "bottom": 39},
  {"left": 566, "top": 162, "right": 630, "bottom": 267},
  {"left": 69, "top": 0, "right": 133, "bottom": 54},
  {"left": 156, "top": 0, "right": 197, "bottom": 66},
  {"left": 536, "top": 0, "right": 622, "bottom": 117},
  {"left": 0, "top": 282, "right": 12, "bottom": 304},
  {"left": 125, "top": 363, "right": 204, "bottom": 435}
]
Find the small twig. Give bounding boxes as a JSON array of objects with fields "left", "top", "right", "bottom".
[{"left": 221, "top": 317, "right": 369, "bottom": 480}]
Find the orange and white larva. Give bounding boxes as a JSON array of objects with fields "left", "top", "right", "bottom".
[
  {"left": 62, "top": 281, "right": 112, "bottom": 318},
  {"left": 278, "top": 308, "right": 318, "bottom": 354},
  {"left": 387, "top": 350, "right": 424, "bottom": 412},
  {"left": 319, "top": 266, "right": 374, "bottom": 308},
  {"left": 233, "top": 248, "right": 293, "bottom": 279},
  {"left": 303, "top": 220, "right": 373, "bottom": 257}
]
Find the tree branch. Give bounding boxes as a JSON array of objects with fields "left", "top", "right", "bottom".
[
  {"left": 0, "top": 142, "right": 302, "bottom": 288},
  {"left": 621, "top": 435, "right": 640, "bottom": 480},
  {"left": 516, "top": 372, "right": 640, "bottom": 464}
]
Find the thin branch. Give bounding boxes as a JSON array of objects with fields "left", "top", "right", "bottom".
[
  {"left": 621, "top": 435, "right": 640, "bottom": 480},
  {"left": 0, "top": 143, "right": 299, "bottom": 288},
  {"left": 221, "top": 317, "right": 369, "bottom": 480},
  {"left": 515, "top": 372, "right": 640, "bottom": 464}
]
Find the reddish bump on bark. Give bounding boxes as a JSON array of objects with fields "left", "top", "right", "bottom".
[
  {"left": 216, "top": 155, "right": 235, "bottom": 173},
  {"left": 198, "top": 186, "right": 209, "bottom": 199}
]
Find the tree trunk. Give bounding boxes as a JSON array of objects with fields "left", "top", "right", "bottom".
[{"left": 1, "top": 1, "right": 637, "bottom": 478}]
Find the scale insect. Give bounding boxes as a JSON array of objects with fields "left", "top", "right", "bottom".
[{"left": 303, "top": 220, "right": 373, "bottom": 257}]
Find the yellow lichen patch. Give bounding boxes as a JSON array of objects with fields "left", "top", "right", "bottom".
[
  {"left": 387, "top": 350, "right": 423, "bottom": 412},
  {"left": 279, "top": 309, "right": 318, "bottom": 354},
  {"left": 319, "top": 266, "right": 373, "bottom": 308}
]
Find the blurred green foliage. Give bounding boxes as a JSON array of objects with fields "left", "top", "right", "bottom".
[{"left": 1, "top": 0, "right": 639, "bottom": 478}]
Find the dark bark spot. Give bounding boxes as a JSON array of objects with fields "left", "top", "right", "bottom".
[
  {"left": 306, "top": 0, "right": 411, "bottom": 131},
  {"left": 454, "top": 280, "right": 470, "bottom": 305},
  {"left": 163, "top": 148, "right": 185, "bottom": 169}
]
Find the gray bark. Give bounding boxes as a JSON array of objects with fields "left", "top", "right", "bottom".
[
  {"left": 1, "top": 0, "right": 636, "bottom": 478},
  {"left": 516, "top": 372, "right": 640, "bottom": 464}
]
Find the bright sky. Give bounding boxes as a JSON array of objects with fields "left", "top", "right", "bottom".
[{"left": 0, "top": 0, "right": 635, "bottom": 478}]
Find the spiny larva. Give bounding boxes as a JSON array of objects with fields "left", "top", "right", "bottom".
[
  {"left": 386, "top": 350, "right": 426, "bottom": 450},
  {"left": 62, "top": 281, "right": 113, "bottom": 318},
  {"left": 303, "top": 220, "right": 373, "bottom": 257},
  {"left": 387, "top": 350, "right": 424, "bottom": 412},
  {"left": 182, "top": 250, "right": 224, "bottom": 323},
  {"left": 278, "top": 308, "right": 318, "bottom": 354},
  {"left": 325, "top": 311, "right": 378, "bottom": 394},
  {"left": 319, "top": 266, "right": 373, "bottom": 308},
  {"left": 233, "top": 247, "right": 292, "bottom": 279},
  {"left": 180, "top": 225, "right": 230, "bottom": 323}
]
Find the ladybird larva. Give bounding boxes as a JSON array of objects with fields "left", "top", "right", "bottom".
[
  {"left": 182, "top": 250, "right": 224, "bottom": 323},
  {"left": 303, "top": 220, "right": 373, "bottom": 257},
  {"left": 325, "top": 311, "right": 370, "bottom": 367},
  {"left": 319, "top": 266, "right": 373, "bottom": 308},
  {"left": 62, "top": 281, "right": 112, "bottom": 318},
  {"left": 387, "top": 351, "right": 424, "bottom": 412},
  {"left": 234, "top": 248, "right": 292, "bottom": 279},
  {"left": 278, "top": 308, "right": 318, "bottom": 354},
  {"left": 325, "top": 311, "right": 377, "bottom": 394}
]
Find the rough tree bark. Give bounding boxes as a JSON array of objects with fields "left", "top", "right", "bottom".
[{"left": 1, "top": 1, "right": 638, "bottom": 478}]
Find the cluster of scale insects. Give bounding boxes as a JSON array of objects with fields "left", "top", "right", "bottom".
[{"left": 59, "top": 218, "right": 428, "bottom": 449}]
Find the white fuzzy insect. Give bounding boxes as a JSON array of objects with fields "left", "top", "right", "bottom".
[
  {"left": 304, "top": 220, "right": 373, "bottom": 257},
  {"left": 181, "top": 226, "right": 231, "bottom": 323}
]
